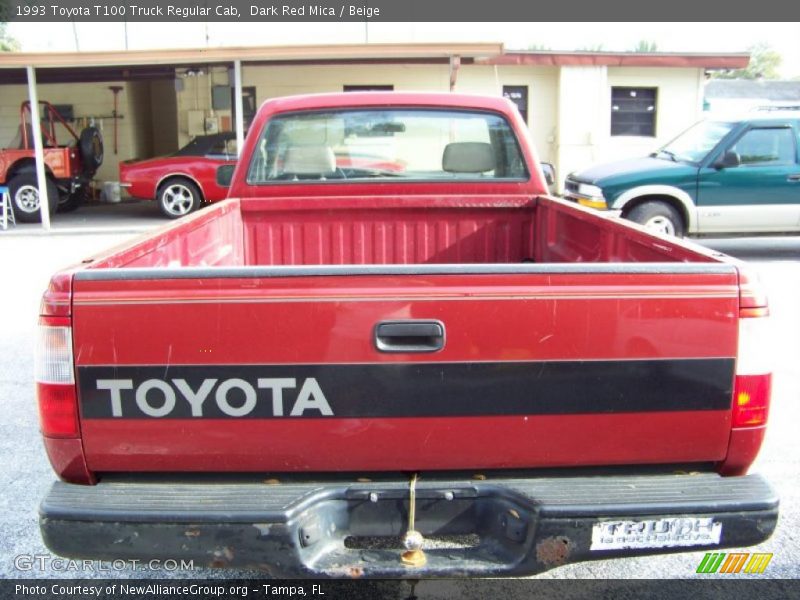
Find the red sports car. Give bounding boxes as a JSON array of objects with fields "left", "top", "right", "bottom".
[{"left": 119, "top": 133, "right": 237, "bottom": 218}]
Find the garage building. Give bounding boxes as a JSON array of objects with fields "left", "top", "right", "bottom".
[{"left": 0, "top": 43, "right": 747, "bottom": 218}]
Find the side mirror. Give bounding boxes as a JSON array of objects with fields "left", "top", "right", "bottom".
[
  {"left": 216, "top": 164, "right": 236, "bottom": 187},
  {"left": 541, "top": 162, "right": 556, "bottom": 186},
  {"left": 714, "top": 151, "right": 740, "bottom": 169}
]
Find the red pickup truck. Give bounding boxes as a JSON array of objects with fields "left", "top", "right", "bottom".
[{"left": 35, "top": 92, "right": 776, "bottom": 577}]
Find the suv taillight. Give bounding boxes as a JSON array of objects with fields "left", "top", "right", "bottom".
[{"left": 35, "top": 317, "right": 79, "bottom": 438}]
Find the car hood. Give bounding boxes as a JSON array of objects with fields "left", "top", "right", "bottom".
[{"left": 570, "top": 156, "right": 697, "bottom": 187}]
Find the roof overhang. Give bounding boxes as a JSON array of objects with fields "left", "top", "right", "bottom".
[
  {"left": 480, "top": 51, "right": 750, "bottom": 69},
  {"left": 0, "top": 45, "right": 750, "bottom": 86},
  {"left": 0, "top": 42, "right": 504, "bottom": 69}
]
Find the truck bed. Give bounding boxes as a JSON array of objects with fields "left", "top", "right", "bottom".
[{"left": 87, "top": 195, "right": 722, "bottom": 270}]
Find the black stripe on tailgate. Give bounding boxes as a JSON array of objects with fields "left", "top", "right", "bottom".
[{"left": 77, "top": 360, "right": 734, "bottom": 419}]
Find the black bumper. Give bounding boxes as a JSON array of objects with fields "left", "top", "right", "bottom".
[{"left": 40, "top": 473, "right": 778, "bottom": 577}]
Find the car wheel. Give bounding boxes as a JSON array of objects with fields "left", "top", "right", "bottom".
[
  {"left": 8, "top": 173, "right": 58, "bottom": 223},
  {"left": 626, "top": 201, "right": 685, "bottom": 237},
  {"left": 157, "top": 179, "right": 202, "bottom": 219}
]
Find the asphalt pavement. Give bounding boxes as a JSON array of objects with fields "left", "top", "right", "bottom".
[{"left": 0, "top": 203, "right": 797, "bottom": 584}]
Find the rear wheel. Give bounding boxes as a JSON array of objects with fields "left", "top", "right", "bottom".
[
  {"left": 8, "top": 173, "right": 58, "bottom": 223},
  {"left": 57, "top": 185, "right": 88, "bottom": 213},
  {"left": 157, "top": 178, "right": 202, "bottom": 219},
  {"left": 626, "top": 201, "right": 685, "bottom": 237}
]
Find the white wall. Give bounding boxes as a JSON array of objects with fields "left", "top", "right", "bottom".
[
  {"left": 556, "top": 65, "right": 610, "bottom": 186},
  {"left": 247, "top": 63, "right": 447, "bottom": 97},
  {"left": 604, "top": 67, "right": 704, "bottom": 159},
  {"left": 554, "top": 66, "right": 705, "bottom": 187},
  {"left": 457, "top": 65, "right": 559, "bottom": 165}
]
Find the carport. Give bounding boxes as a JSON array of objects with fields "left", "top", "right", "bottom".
[{"left": 0, "top": 42, "right": 503, "bottom": 229}]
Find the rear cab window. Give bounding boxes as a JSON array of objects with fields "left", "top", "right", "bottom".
[{"left": 246, "top": 108, "right": 528, "bottom": 184}]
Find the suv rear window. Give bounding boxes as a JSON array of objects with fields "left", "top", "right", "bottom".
[{"left": 247, "top": 109, "right": 528, "bottom": 184}]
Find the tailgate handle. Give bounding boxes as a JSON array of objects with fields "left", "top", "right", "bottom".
[{"left": 374, "top": 320, "right": 445, "bottom": 353}]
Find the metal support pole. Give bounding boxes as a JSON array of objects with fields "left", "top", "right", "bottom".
[
  {"left": 234, "top": 60, "right": 244, "bottom": 158},
  {"left": 26, "top": 66, "right": 51, "bottom": 230},
  {"left": 449, "top": 55, "right": 461, "bottom": 92}
]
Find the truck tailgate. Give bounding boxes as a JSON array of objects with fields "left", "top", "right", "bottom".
[{"left": 72, "top": 265, "right": 739, "bottom": 473}]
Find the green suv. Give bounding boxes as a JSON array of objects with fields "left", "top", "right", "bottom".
[{"left": 564, "top": 112, "right": 800, "bottom": 236}]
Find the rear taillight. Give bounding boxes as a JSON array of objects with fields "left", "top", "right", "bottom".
[
  {"left": 35, "top": 318, "right": 79, "bottom": 438},
  {"left": 732, "top": 270, "right": 772, "bottom": 430},
  {"left": 37, "top": 274, "right": 92, "bottom": 484},
  {"left": 720, "top": 268, "right": 772, "bottom": 475},
  {"left": 732, "top": 373, "right": 771, "bottom": 428}
]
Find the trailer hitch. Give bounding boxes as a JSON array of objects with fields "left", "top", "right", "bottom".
[{"left": 400, "top": 473, "right": 426, "bottom": 567}]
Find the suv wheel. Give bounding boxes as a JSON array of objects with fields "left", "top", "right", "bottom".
[{"left": 626, "top": 201, "right": 685, "bottom": 237}]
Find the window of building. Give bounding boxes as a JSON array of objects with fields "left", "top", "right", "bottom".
[
  {"left": 503, "top": 86, "right": 528, "bottom": 123},
  {"left": 343, "top": 85, "right": 394, "bottom": 92},
  {"left": 611, "top": 87, "right": 657, "bottom": 137}
]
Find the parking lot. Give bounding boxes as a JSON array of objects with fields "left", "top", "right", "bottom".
[{"left": 0, "top": 204, "right": 798, "bottom": 584}]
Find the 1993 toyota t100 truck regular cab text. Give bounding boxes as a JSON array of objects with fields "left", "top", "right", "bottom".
[{"left": 35, "top": 92, "right": 776, "bottom": 577}]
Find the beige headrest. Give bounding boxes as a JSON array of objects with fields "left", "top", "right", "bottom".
[
  {"left": 442, "top": 142, "right": 495, "bottom": 173},
  {"left": 283, "top": 146, "right": 336, "bottom": 176}
]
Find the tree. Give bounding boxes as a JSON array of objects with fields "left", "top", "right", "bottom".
[
  {"left": 0, "top": 23, "right": 19, "bottom": 52},
  {"left": 577, "top": 44, "right": 606, "bottom": 52},
  {"left": 526, "top": 44, "right": 552, "bottom": 51},
  {"left": 633, "top": 40, "right": 659, "bottom": 53},
  {"left": 712, "top": 43, "right": 782, "bottom": 80}
]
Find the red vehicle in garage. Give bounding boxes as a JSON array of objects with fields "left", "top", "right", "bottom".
[
  {"left": 0, "top": 101, "right": 103, "bottom": 223},
  {"left": 119, "top": 132, "right": 237, "bottom": 219}
]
